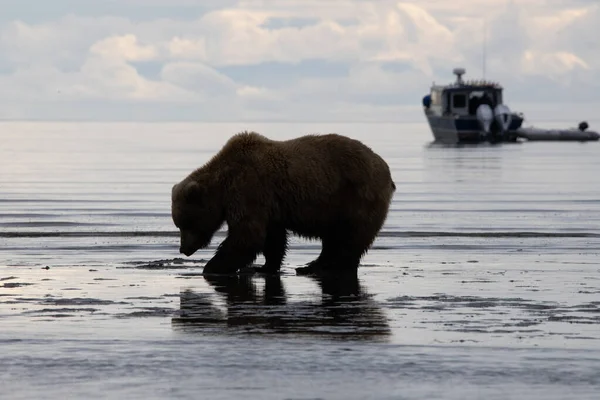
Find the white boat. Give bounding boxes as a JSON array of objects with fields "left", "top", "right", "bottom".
[
  {"left": 422, "top": 68, "right": 524, "bottom": 144},
  {"left": 422, "top": 68, "right": 599, "bottom": 144}
]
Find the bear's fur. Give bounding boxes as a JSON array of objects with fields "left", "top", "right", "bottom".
[{"left": 171, "top": 131, "right": 395, "bottom": 275}]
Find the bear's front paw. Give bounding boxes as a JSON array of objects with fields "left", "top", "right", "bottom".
[{"left": 202, "top": 259, "right": 238, "bottom": 276}]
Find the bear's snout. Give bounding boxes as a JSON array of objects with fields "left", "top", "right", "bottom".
[
  {"left": 179, "top": 245, "right": 196, "bottom": 257},
  {"left": 178, "top": 229, "right": 203, "bottom": 256}
]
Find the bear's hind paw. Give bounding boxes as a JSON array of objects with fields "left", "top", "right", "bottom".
[{"left": 295, "top": 265, "right": 322, "bottom": 276}]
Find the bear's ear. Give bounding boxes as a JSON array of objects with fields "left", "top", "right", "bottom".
[{"left": 181, "top": 181, "right": 204, "bottom": 203}]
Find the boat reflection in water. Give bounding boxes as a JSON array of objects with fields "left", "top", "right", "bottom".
[{"left": 171, "top": 271, "right": 391, "bottom": 341}]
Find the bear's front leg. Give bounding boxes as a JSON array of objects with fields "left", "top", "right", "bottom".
[
  {"left": 202, "top": 221, "right": 265, "bottom": 275},
  {"left": 202, "top": 237, "right": 259, "bottom": 275}
]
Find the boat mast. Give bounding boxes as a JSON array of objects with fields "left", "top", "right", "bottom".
[{"left": 482, "top": 19, "right": 487, "bottom": 80}]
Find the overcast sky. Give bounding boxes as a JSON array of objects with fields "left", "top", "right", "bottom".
[{"left": 0, "top": 0, "right": 598, "bottom": 122}]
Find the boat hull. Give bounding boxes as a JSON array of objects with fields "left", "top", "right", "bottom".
[{"left": 425, "top": 113, "right": 524, "bottom": 144}]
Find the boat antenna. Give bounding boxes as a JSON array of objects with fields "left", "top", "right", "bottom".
[{"left": 482, "top": 18, "right": 487, "bottom": 80}]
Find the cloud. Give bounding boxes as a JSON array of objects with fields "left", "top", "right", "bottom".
[
  {"left": 0, "top": 0, "right": 599, "bottom": 122},
  {"left": 522, "top": 51, "right": 590, "bottom": 78},
  {"left": 167, "top": 37, "right": 207, "bottom": 60},
  {"left": 90, "top": 34, "right": 159, "bottom": 62},
  {"left": 0, "top": 0, "right": 240, "bottom": 23},
  {"left": 0, "top": 15, "right": 133, "bottom": 71},
  {"left": 78, "top": 56, "right": 191, "bottom": 101},
  {"left": 195, "top": 9, "right": 358, "bottom": 66},
  {"left": 550, "top": 5, "right": 600, "bottom": 67},
  {"left": 160, "top": 62, "right": 237, "bottom": 97}
]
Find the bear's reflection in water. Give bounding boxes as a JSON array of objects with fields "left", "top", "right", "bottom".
[{"left": 171, "top": 272, "right": 391, "bottom": 341}]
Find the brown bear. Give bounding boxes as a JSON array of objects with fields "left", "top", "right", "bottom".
[{"left": 171, "top": 131, "right": 396, "bottom": 276}]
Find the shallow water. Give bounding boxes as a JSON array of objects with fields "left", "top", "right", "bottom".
[{"left": 1, "top": 121, "right": 600, "bottom": 399}]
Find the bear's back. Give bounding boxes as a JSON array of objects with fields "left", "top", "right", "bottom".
[
  {"left": 215, "top": 131, "right": 392, "bottom": 195},
  {"left": 220, "top": 131, "right": 392, "bottom": 190},
  {"left": 282, "top": 133, "right": 391, "bottom": 189}
]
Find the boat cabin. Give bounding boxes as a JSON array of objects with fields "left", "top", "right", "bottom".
[{"left": 426, "top": 68, "right": 504, "bottom": 117}]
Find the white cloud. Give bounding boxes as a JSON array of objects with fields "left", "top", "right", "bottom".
[
  {"left": 522, "top": 50, "right": 590, "bottom": 78},
  {"left": 196, "top": 9, "right": 358, "bottom": 66},
  {"left": 0, "top": 31, "right": 198, "bottom": 104},
  {"left": 78, "top": 55, "right": 193, "bottom": 101},
  {"left": 167, "top": 37, "right": 207, "bottom": 60},
  {"left": 160, "top": 62, "right": 237, "bottom": 97},
  {"left": 90, "top": 34, "right": 159, "bottom": 62},
  {"left": 0, "top": 16, "right": 130, "bottom": 68},
  {"left": 0, "top": 0, "right": 599, "bottom": 121}
]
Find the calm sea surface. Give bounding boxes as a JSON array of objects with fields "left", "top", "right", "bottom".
[{"left": 1, "top": 121, "right": 600, "bottom": 399}]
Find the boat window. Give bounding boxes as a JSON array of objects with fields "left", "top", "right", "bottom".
[{"left": 452, "top": 93, "right": 467, "bottom": 108}]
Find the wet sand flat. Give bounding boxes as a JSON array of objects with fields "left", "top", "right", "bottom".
[
  {"left": 2, "top": 253, "right": 600, "bottom": 400},
  {"left": 2, "top": 122, "right": 600, "bottom": 399}
]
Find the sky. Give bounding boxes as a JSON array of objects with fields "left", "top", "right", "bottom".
[{"left": 0, "top": 0, "right": 598, "bottom": 122}]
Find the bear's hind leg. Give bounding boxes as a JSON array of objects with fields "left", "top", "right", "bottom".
[
  {"left": 296, "top": 233, "right": 366, "bottom": 276},
  {"left": 256, "top": 225, "right": 288, "bottom": 274},
  {"left": 296, "top": 236, "right": 337, "bottom": 275}
]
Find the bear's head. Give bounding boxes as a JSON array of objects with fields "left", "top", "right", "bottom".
[{"left": 171, "top": 179, "right": 224, "bottom": 257}]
